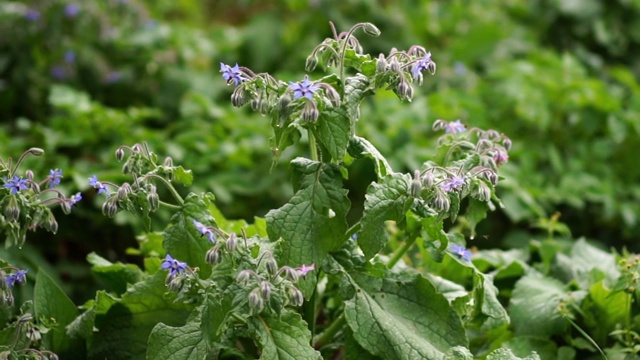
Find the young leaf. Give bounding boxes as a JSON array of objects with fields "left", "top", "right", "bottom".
[
  {"left": 347, "top": 136, "right": 393, "bottom": 178},
  {"left": 34, "top": 269, "right": 85, "bottom": 359},
  {"left": 313, "top": 107, "right": 351, "bottom": 161},
  {"left": 250, "top": 310, "right": 321, "bottom": 360},
  {"left": 358, "top": 173, "right": 413, "bottom": 260},
  {"left": 266, "top": 158, "right": 349, "bottom": 272},
  {"left": 344, "top": 273, "right": 467, "bottom": 359}
]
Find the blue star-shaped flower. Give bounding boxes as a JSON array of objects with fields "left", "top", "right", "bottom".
[
  {"left": 220, "top": 63, "right": 245, "bottom": 86},
  {"left": 289, "top": 78, "right": 320, "bottom": 100},
  {"left": 3, "top": 176, "right": 28, "bottom": 195},
  {"left": 450, "top": 244, "right": 472, "bottom": 262},
  {"left": 444, "top": 119, "right": 466, "bottom": 134},
  {"left": 440, "top": 175, "right": 465, "bottom": 192},
  {"left": 411, "top": 52, "right": 435, "bottom": 79},
  {"left": 88, "top": 175, "right": 110, "bottom": 196},
  {"left": 4, "top": 269, "right": 28, "bottom": 288},
  {"left": 48, "top": 169, "right": 63, "bottom": 188},
  {"left": 193, "top": 219, "right": 216, "bottom": 243},
  {"left": 161, "top": 254, "right": 188, "bottom": 279}
]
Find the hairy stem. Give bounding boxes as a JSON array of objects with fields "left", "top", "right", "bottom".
[
  {"left": 314, "top": 313, "right": 346, "bottom": 349},
  {"left": 387, "top": 234, "right": 418, "bottom": 268}
]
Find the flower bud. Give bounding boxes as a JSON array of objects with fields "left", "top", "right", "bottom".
[
  {"left": 410, "top": 170, "right": 422, "bottom": 197},
  {"left": 163, "top": 156, "right": 173, "bottom": 168},
  {"left": 249, "top": 288, "right": 264, "bottom": 312},
  {"left": 476, "top": 181, "right": 491, "bottom": 202},
  {"left": 29, "top": 181, "right": 40, "bottom": 193},
  {"left": 376, "top": 54, "right": 387, "bottom": 73},
  {"left": 289, "top": 287, "right": 304, "bottom": 306},
  {"left": 362, "top": 22, "right": 381, "bottom": 37},
  {"left": 61, "top": 201, "right": 72, "bottom": 215},
  {"left": 206, "top": 245, "right": 221, "bottom": 265},
  {"left": 226, "top": 233, "right": 237, "bottom": 252},
  {"left": 102, "top": 199, "right": 118, "bottom": 217},
  {"left": 115, "top": 148, "right": 125, "bottom": 162},
  {"left": 302, "top": 101, "right": 319, "bottom": 123},
  {"left": 260, "top": 281, "right": 271, "bottom": 300},
  {"left": 389, "top": 58, "right": 401, "bottom": 73},
  {"left": 132, "top": 143, "right": 142, "bottom": 153},
  {"left": 484, "top": 156, "right": 498, "bottom": 171},
  {"left": 503, "top": 138, "right": 512, "bottom": 151},
  {"left": 278, "top": 94, "right": 292, "bottom": 112},
  {"left": 422, "top": 172, "right": 435, "bottom": 188},
  {"left": 2, "top": 292, "right": 14, "bottom": 307},
  {"left": 281, "top": 266, "right": 299, "bottom": 282},
  {"left": 250, "top": 98, "right": 260, "bottom": 112},
  {"left": 432, "top": 119, "right": 446, "bottom": 131},
  {"left": 117, "top": 185, "right": 129, "bottom": 201},
  {"left": 305, "top": 54, "right": 319, "bottom": 72},
  {"left": 476, "top": 139, "right": 492, "bottom": 151},
  {"left": 26, "top": 325, "right": 41, "bottom": 342},
  {"left": 265, "top": 257, "right": 278, "bottom": 276},
  {"left": 323, "top": 84, "right": 341, "bottom": 107},
  {"left": 433, "top": 190, "right": 450, "bottom": 212},
  {"left": 396, "top": 78, "right": 413, "bottom": 101},
  {"left": 28, "top": 147, "right": 45, "bottom": 156},
  {"left": 147, "top": 185, "right": 159, "bottom": 211},
  {"left": 236, "top": 270, "right": 253, "bottom": 284},
  {"left": 4, "top": 197, "right": 20, "bottom": 222},
  {"left": 167, "top": 275, "right": 184, "bottom": 292},
  {"left": 46, "top": 212, "right": 59, "bottom": 234},
  {"left": 231, "top": 86, "right": 247, "bottom": 108},
  {"left": 26, "top": 170, "right": 34, "bottom": 181}
]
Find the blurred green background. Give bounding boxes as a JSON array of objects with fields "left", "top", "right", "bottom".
[{"left": 2, "top": 0, "right": 640, "bottom": 302}]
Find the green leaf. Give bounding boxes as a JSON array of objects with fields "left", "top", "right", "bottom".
[
  {"left": 314, "top": 107, "right": 351, "bottom": 161},
  {"left": 359, "top": 173, "right": 412, "bottom": 260},
  {"left": 554, "top": 238, "right": 620, "bottom": 289},
  {"left": 472, "top": 272, "right": 511, "bottom": 331},
  {"left": 582, "top": 280, "right": 629, "bottom": 344},
  {"left": 509, "top": 273, "right": 568, "bottom": 337},
  {"left": 201, "top": 293, "right": 235, "bottom": 346},
  {"left": 344, "top": 73, "right": 371, "bottom": 122},
  {"left": 347, "top": 136, "right": 393, "bottom": 178},
  {"left": 66, "top": 291, "right": 119, "bottom": 339},
  {"left": 344, "top": 273, "right": 467, "bottom": 359},
  {"left": 173, "top": 166, "right": 193, "bottom": 186},
  {"left": 147, "top": 317, "right": 208, "bottom": 359},
  {"left": 464, "top": 198, "right": 490, "bottom": 239},
  {"left": 87, "top": 272, "right": 192, "bottom": 360},
  {"left": 486, "top": 348, "right": 541, "bottom": 360},
  {"left": 266, "top": 158, "right": 349, "bottom": 270},
  {"left": 344, "top": 327, "right": 379, "bottom": 360},
  {"left": 34, "top": 269, "right": 84, "bottom": 358},
  {"left": 504, "top": 336, "right": 558, "bottom": 360},
  {"left": 164, "top": 192, "right": 217, "bottom": 279},
  {"left": 443, "top": 346, "right": 474, "bottom": 360},
  {"left": 250, "top": 311, "right": 321, "bottom": 360},
  {"left": 88, "top": 252, "right": 143, "bottom": 295}
]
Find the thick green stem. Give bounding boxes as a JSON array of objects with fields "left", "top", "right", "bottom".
[
  {"left": 314, "top": 313, "right": 346, "bottom": 349},
  {"left": 309, "top": 130, "right": 319, "bottom": 162},
  {"left": 387, "top": 234, "right": 418, "bottom": 268},
  {"left": 159, "top": 200, "right": 181, "bottom": 210}
]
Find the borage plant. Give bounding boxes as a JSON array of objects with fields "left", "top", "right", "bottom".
[{"left": 2, "top": 22, "right": 532, "bottom": 359}]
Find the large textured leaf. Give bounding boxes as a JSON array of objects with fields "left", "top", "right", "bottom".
[
  {"left": 359, "top": 173, "right": 412, "bottom": 260},
  {"left": 472, "top": 272, "right": 511, "bottom": 331},
  {"left": 147, "top": 317, "right": 208, "bottom": 359},
  {"left": 251, "top": 311, "right": 321, "bottom": 360},
  {"left": 87, "top": 272, "right": 192, "bottom": 360},
  {"left": 314, "top": 107, "right": 351, "bottom": 161},
  {"left": 486, "top": 348, "right": 541, "bottom": 360},
  {"left": 266, "top": 158, "right": 349, "bottom": 269},
  {"left": 34, "top": 270, "right": 84, "bottom": 359},
  {"left": 509, "top": 273, "right": 568, "bottom": 337},
  {"left": 554, "top": 238, "right": 620, "bottom": 289},
  {"left": 87, "top": 252, "right": 143, "bottom": 295},
  {"left": 347, "top": 136, "right": 393, "bottom": 178},
  {"left": 344, "top": 73, "right": 371, "bottom": 122},
  {"left": 344, "top": 273, "right": 467, "bottom": 359},
  {"left": 163, "top": 192, "right": 217, "bottom": 279}
]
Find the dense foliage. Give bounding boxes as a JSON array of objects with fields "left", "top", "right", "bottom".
[{"left": 1, "top": 1, "right": 640, "bottom": 359}]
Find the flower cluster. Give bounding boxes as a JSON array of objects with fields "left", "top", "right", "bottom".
[{"left": 1, "top": 268, "right": 28, "bottom": 306}]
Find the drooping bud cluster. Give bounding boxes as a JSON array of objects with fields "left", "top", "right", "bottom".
[
  {"left": 409, "top": 119, "right": 510, "bottom": 216},
  {"left": 0, "top": 267, "right": 28, "bottom": 306}
]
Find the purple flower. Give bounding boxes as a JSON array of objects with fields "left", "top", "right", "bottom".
[
  {"left": 47, "top": 169, "right": 63, "bottom": 188},
  {"left": 444, "top": 119, "right": 466, "bottom": 134},
  {"left": 88, "top": 175, "right": 110, "bottom": 196},
  {"left": 440, "top": 175, "right": 465, "bottom": 192},
  {"left": 289, "top": 78, "right": 320, "bottom": 100},
  {"left": 297, "top": 263, "right": 315, "bottom": 277},
  {"left": 4, "top": 176, "right": 28, "bottom": 195},
  {"left": 64, "top": 51, "right": 76, "bottom": 64},
  {"left": 68, "top": 192, "right": 82, "bottom": 206},
  {"left": 64, "top": 4, "right": 80, "bottom": 18},
  {"left": 161, "top": 254, "right": 188, "bottom": 278},
  {"left": 450, "top": 244, "right": 472, "bottom": 262},
  {"left": 193, "top": 219, "right": 216, "bottom": 243},
  {"left": 220, "top": 63, "right": 245, "bottom": 86},
  {"left": 4, "top": 269, "right": 28, "bottom": 288},
  {"left": 25, "top": 9, "right": 40, "bottom": 21},
  {"left": 50, "top": 65, "right": 68, "bottom": 80},
  {"left": 411, "top": 52, "right": 436, "bottom": 79}
]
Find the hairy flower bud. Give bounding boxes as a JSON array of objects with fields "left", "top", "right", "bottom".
[
  {"left": 250, "top": 98, "right": 260, "bottom": 112},
  {"left": 396, "top": 78, "right": 413, "bottom": 101},
  {"left": 236, "top": 269, "right": 253, "bottom": 284},
  {"left": 167, "top": 275, "right": 184, "bottom": 292},
  {"left": 422, "top": 172, "right": 435, "bottom": 188},
  {"left": 321, "top": 84, "right": 341, "bottom": 107},
  {"left": 302, "top": 101, "right": 319, "bottom": 123},
  {"left": 226, "top": 233, "right": 237, "bottom": 252},
  {"left": 231, "top": 86, "right": 247, "bottom": 108},
  {"left": 305, "top": 54, "right": 319, "bottom": 72},
  {"left": 2, "top": 291, "right": 14, "bottom": 307},
  {"left": 27, "top": 147, "right": 45, "bottom": 156},
  {"left": 389, "top": 58, "right": 401, "bottom": 73},
  {"left": 60, "top": 201, "right": 72, "bottom": 215},
  {"left": 503, "top": 138, "right": 512, "bottom": 151},
  {"left": 362, "top": 22, "right": 381, "bottom": 37},
  {"left": 376, "top": 54, "right": 388, "bottom": 73},
  {"left": 278, "top": 94, "right": 292, "bottom": 113},
  {"left": 206, "top": 245, "right": 221, "bottom": 265},
  {"left": 265, "top": 257, "right": 278, "bottom": 275},
  {"left": 147, "top": 185, "right": 159, "bottom": 211},
  {"left": 433, "top": 190, "right": 450, "bottom": 212},
  {"left": 26, "top": 170, "right": 34, "bottom": 181},
  {"left": 289, "top": 287, "right": 304, "bottom": 306},
  {"left": 476, "top": 181, "right": 491, "bottom": 202},
  {"left": 115, "top": 148, "right": 125, "bottom": 162},
  {"left": 476, "top": 139, "right": 493, "bottom": 151},
  {"left": 102, "top": 199, "right": 118, "bottom": 218},
  {"left": 46, "top": 212, "right": 58, "bottom": 234},
  {"left": 281, "top": 266, "right": 300, "bottom": 282},
  {"left": 249, "top": 288, "right": 264, "bottom": 312},
  {"left": 260, "top": 281, "right": 272, "bottom": 300},
  {"left": 4, "top": 197, "right": 20, "bottom": 222},
  {"left": 432, "top": 119, "right": 446, "bottom": 131},
  {"left": 410, "top": 170, "right": 422, "bottom": 197}
]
